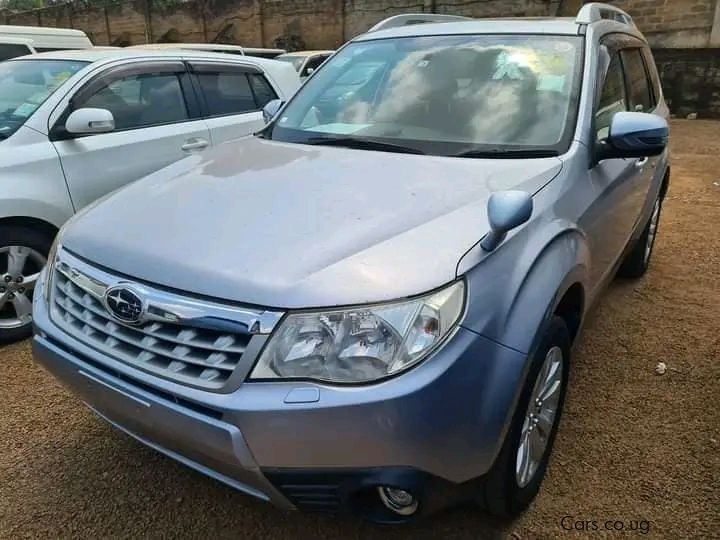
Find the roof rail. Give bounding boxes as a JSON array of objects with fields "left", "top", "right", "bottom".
[
  {"left": 576, "top": 2, "right": 635, "bottom": 27},
  {"left": 368, "top": 13, "right": 472, "bottom": 33}
]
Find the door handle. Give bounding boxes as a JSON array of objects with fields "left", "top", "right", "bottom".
[
  {"left": 181, "top": 138, "right": 209, "bottom": 152},
  {"left": 635, "top": 157, "right": 648, "bottom": 168}
]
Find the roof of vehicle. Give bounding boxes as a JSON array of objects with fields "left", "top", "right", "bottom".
[
  {"left": 277, "top": 50, "right": 334, "bottom": 57},
  {"left": 131, "top": 43, "right": 286, "bottom": 54},
  {"left": 0, "top": 36, "right": 34, "bottom": 45},
  {"left": 0, "top": 24, "right": 88, "bottom": 38},
  {"left": 354, "top": 4, "right": 644, "bottom": 41},
  {"left": 13, "top": 47, "right": 289, "bottom": 68},
  {"left": 355, "top": 19, "right": 583, "bottom": 41}
]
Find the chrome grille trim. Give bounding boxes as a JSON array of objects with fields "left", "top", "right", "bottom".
[{"left": 49, "top": 248, "right": 284, "bottom": 390}]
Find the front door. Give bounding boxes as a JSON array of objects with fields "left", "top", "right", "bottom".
[
  {"left": 52, "top": 61, "right": 211, "bottom": 211},
  {"left": 584, "top": 48, "right": 648, "bottom": 292}
]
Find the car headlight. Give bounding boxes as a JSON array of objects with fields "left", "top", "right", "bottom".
[
  {"left": 249, "top": 281, "right": 465, "bottom": 384},
  {"left": 43, "top": 238, "right": 61, "bottom": 307}
]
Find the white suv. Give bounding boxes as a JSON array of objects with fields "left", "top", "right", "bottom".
[{"left": 0, "top": 48, "right": 300, "bottom": 342}]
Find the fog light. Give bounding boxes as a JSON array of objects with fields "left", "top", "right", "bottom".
[{"left": 377, "top": 486, "right": 419, "bottom": 516}]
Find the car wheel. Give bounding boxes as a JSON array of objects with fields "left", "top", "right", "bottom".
[
  {"left": 478, "top": 315, "right": 570, "bottom": 517},
  {"left": 0, "top": 225, "right": 53, "bottom": 344},
  {"left": 617, "top": 194, "right": 662, "bottom": 279}
]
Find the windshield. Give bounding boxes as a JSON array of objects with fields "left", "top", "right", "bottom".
[
  {"left": 0, "top": 59, "right": 87, "bottom": 140},
  {"left": 275, "top": 55, "right": 305, "bottom": 72},
  {"left": 267, "top": 35, "right": 582, "bottom": 156}
]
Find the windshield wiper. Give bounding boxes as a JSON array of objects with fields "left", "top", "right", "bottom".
[
  {"left": 453, "top": 148, "right": 559, "bottom": 159},
  {"left": 305, "top": 136, "right": 425, "bottom": 155}
]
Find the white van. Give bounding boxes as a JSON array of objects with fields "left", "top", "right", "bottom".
[{"left": 0, "top": 25, "right": 92, "bottom": 61}]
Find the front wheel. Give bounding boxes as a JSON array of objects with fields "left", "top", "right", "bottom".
[
  {"left": 0, "top": 225, "right": 53, "bottom": 344},
  {"left": 618, "top": 195, "right": 662, "bottom": 278},
  {"left": 478, "top": 316, "right": 570, "bottom": 517}
]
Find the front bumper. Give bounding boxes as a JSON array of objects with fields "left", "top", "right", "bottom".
[{"left": 32, "top": 269, "right": 529, "bottom": 518}]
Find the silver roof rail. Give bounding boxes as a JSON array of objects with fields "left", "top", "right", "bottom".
[
  {"left": 368, "top": 13, "right": 472, "bottom": 33},
  {"left": 576, "top": 2, "right": 635, "bottom": 27}
]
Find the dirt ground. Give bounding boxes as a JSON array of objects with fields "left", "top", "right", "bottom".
[{"left": 1, "top": 120, "right": 718, "bottom": 539}]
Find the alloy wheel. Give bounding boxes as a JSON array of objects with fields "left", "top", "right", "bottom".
[
  {"left": 0, "top": 245, "right": 46, "bottom": 330},
  {"left": 516, "top": 345, "right": 564, "bottom": 488}
]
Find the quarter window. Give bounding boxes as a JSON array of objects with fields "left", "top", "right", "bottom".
[
  {"left": 620, "top": 49, "right": 653, "bottom": 112},
  {"left": 596, "top": 53, "right": 627, "bottom": 141},
  {"left": 77, "top": 72, "right": 189, "bottom": 130}
]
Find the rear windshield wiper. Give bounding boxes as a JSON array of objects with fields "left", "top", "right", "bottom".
[
  {"left": 305, "top": 136, "right": 426, "bottom": 155},
  {"left": 453, "top": 148, "right": 559, "bottom": 159}
]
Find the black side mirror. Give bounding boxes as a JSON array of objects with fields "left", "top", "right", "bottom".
[{"left": 597, "top": 111, "right": 669, "bottom": 161}]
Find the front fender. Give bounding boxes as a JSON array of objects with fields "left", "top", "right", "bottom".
[{"left": 460, "top": 220, "right": 590, "bottom": 355}]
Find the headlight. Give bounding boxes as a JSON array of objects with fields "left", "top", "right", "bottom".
[
  {"left": 249, "top": 281, "right": 465, "bottom": 384},
  {"left": 43, "top": 238, "right": 61, "bottom": 306}
]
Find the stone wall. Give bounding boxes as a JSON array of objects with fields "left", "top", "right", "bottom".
[
  {"left": 2, "top": 0, "right": 720, "bottom": 116},
  {"left": 654, "top": 48, "right": 720, "bottom": 117}
]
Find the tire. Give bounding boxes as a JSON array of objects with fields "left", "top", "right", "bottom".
[
  {"left": 0, "top": 225, "right": 54, "bottom": 345},
  {"left": 478, "top": 316, "right": 570, "bottom": 517},
  {"left": 617, "top": 194, "right": 662, "bottom": 279}
]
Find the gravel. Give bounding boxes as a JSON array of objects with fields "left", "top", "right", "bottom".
[{"left": 1, "top": 120, "right": 719, "bottom": 539}]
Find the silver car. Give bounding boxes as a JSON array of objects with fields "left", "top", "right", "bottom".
[{"left": 32, "top": 4, "right": 669, "bottom": 522}]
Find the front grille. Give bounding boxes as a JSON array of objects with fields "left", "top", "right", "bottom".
[
  {"left": 45, "top": 248, "right": 286, "bottom": 390},
  {"left": 51, "top": 270, "right": 252, "bottom": 389}
]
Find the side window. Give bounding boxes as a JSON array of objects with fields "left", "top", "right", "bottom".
[
  {"left": 641, "top": 47, "right": 662, "bottom": 103},
  {"left": 248, "top": 73, "right": 278, "bottom": 107},
  {"left": 620, "top": 48, "right": 653, "bottom": 112},
  {"left": 595, "top": 53, "right": 627, "bottom": 141},
  {"left": 301, "top": 55, "right": 327, "bottom": 78},
  {"left": 0, "top": 44, "right": 33, "bottom": 61},
  {"left": 196, "top": 69, "right": 257, "bottom": 116},
  {"left": 76, "top": 72, "right": 189, "bottom": 131}
]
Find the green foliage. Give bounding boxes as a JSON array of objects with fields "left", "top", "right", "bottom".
[{"left": 1, "top": 0, "right": 45, "bottom": 11}]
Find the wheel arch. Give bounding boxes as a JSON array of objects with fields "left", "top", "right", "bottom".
[
  {"left": 462, "top": 224, "right": 590, "bottom": 355},
  {"left": 0, "top": 216, "right": 59, "bottom": 241}
]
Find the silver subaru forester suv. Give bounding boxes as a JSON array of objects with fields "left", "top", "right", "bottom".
[{"left": 32, "top": 3, "right": 669, "bottom": 522}]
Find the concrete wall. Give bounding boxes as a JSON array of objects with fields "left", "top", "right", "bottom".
[{"left": 2, "top": 0, "right": 720, "bottom": 116}]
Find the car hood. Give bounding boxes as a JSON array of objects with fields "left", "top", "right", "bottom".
[{"left": 62, "top": 137, "right": 561, "bottom": 308}]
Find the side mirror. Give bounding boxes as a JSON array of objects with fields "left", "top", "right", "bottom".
[
  {"left": 598, "top": 111, "right": 668, "bottom": 161},
  {"left": 65, "top": 108, "right": 115, "bottom": 135},
  {"left": 480, "top": 190, "right": 533, "bottom": 252},
  {"left": 305, "top": 67, "right": 315, "bottom": 76},
  {"left": 262, "top": 99, "right": 284, "bottom": 124}
]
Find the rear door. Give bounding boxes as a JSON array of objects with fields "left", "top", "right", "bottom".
[
  {"left": 51, "top": 60, "right": 210, "bottom": 210},
  {"left": 189, "top": 61, "right": 279, "bottom": 145}
]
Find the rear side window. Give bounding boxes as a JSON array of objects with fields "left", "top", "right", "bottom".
[
  {"left": 196, "top": 70, "right": 256, "bottom": 116},
  {"left": 248, "top": 73, "right": 277, "bottom": 107},
  {"left": 0, "top": 44, "right": 33, "bottom": 61},
  {"left": 596, "top": 53, "right": 627, "bottom": 140},
  {"left": 77, "top": 72, "right": 189, "bottom": 130},
  {"left": 620, "top": 49, "right": 653, "bottom": 112},
  {"left": 195, "top": 67, "right": 278, "bottom": 116},
  {"left": 641, "top": 47, "right": 662, "bottom": 103}
]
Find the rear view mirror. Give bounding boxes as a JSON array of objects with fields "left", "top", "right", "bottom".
[
  {"left": 598, "top": 111, "right": 668, "bottom": 161},
  {"left": 262, "top": 99, "right": 284, "bottom": 124},
  {"left": 480, "top": 190, "right": 533, "bottom": 251},
  {"left": 65, "top": 108, "right": 115, "bottom": 135}
]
